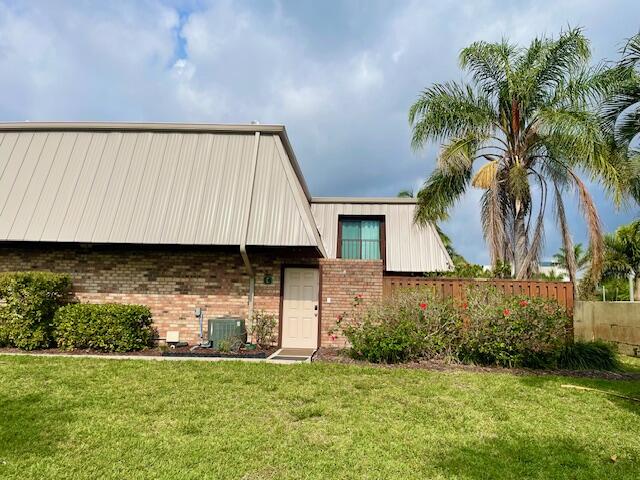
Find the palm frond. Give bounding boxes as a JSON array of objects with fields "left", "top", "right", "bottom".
[
  {"left": 438, "top": 133, "right": 487, "bottom": 173},
  {"left": 621, "top": 33, "right": 640, "bottom": 67},
  {"left": 553, "top": 184, "right": 577, "bottom": 284},
  {"left": 471, "top": 161, "right": 498, "bottom": 188},
  {"left": 571, "top": 172, "right": 604, "bottom": 281},
  {"left": 480, "top": 176, "right": 507, "bottom": 265},
  {"left": 397, "top": 189, "right": 414, "bottom": 198},
  {"left": 414, "top": 166, "right": 472, "bottom": 224},
  {"left": 459, "top": 39, "right": 514, "bottom": 95},
  {"left": 408, "top": 82, "right": 497, "bottom": 149},
  {"left": 526, "top": 27, "right": 591, "bottom": 94}
]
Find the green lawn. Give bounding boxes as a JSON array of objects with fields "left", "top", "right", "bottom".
[{"left": 1, "top": 356, "right": 639, "bottom": 479}]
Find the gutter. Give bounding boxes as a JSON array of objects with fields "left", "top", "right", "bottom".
[{"left": 241, "top": 131, "right": 261, "bottom": 322}]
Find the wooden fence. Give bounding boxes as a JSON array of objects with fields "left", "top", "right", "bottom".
[{"left": 382, "top": 276, "right": 574, "bottom": 313}]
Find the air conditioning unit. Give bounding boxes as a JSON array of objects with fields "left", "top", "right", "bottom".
[{"left": 208, "top": 317, "right": 247, "bottom": 349}]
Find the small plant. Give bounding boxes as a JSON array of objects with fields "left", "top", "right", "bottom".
[
  {"left": 217, "top": 339, "right": 231, "bottom": 353},
  {"left": 249, "top": 310, "right": 277, "bottom": 349},
  {"left": 554, "top": 340, "right": 620, "bottom": 371},
  {"left": 216, "top": 335, "right": 243, "bottom": 353}
]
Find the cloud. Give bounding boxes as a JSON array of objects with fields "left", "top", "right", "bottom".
[{"left": 0, "top": 0, "right": 638, "bottom": 264}]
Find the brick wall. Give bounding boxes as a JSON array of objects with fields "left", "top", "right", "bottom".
[
  {"left": 0, "top": 243, "right": 385, "bottom": 349},
  {"left": 319, "top": 259, "right": 384, "bottom": 348},
  {"left": 0, "top": 243, "right": 317, "bottom": 345}
]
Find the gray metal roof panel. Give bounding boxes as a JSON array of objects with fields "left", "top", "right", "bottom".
[{"left": 0, "top": 126, "right": 322, "bottom": 250}]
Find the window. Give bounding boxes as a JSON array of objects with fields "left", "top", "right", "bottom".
[{"left": 338, "top": 217, "right": 384, "bottom": 260}]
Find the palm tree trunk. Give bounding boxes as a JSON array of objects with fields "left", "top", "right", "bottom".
[
  {"left": 634, "top": 275, "right": 640, "bottom": 303},
  {"left": 513, "top": 204, "right": 528, "bottom": 279}
]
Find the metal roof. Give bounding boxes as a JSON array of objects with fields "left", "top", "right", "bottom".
[
  {"left": 0, "top": 123, "right": 323, "bottom": 250},
  {"left": 311, "top": 200, "right": 453, "bottom": 272}
]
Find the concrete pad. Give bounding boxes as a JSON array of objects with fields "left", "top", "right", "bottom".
[{"left": 267, "top": 348, "right": 315, "bottom": 362}]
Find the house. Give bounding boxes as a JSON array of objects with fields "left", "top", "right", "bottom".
[{"left": 0, "top": 122, "right": 452, "bottom": 348}]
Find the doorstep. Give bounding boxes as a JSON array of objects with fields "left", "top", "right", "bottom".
[{"left": 268, "top": 348, "right": 316, "bottom": 362}]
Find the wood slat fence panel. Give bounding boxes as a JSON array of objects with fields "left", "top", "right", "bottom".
[{"left": 383, "top": 277, "right": 574, "bottom": 314}]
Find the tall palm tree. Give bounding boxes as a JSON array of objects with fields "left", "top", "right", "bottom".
[
  {"left": 602, "top": 33, "right": 640, "bottom": 196},
  {"left": 602, "top": 220, "right": 640, "bottom": 300},
  {"left": 553, "top": 243, "right": 590, "bottom": 273},
  {"left": 408, "top": 28, "right": 640, "bottom": 283}
]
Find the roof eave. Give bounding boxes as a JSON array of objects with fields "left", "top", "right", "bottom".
[{"left": 311, "top": 196, "right": 417, "bottom": 204}]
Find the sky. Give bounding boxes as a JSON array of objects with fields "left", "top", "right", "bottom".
[{"left": 0, "top": 0, "right": 638, "bottom": 264}]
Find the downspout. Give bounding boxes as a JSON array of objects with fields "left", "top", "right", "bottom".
[{"left": 241, "top": 131, "right": 261, "bottom": 334}]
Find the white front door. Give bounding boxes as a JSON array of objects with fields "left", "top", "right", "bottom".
[{"left": 281, "top": 268, "right": 319, "bottom": 349}]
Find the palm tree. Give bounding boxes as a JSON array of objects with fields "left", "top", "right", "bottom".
[
  {"left": 602, "top": 220, "right": 640, "bottom": 300},
  {"left": 553, "top": 243, "right": 590, "bottom": 273},
  {"left": 408, "top": 28, "right": 640, "bottom": 283},
  {"left": 604, "top": 34, "right": 640, "bottom": 152}
]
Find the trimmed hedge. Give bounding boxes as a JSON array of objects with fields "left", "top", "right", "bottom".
[
  {"left": 0, "top": 272, "right": 72, "bottom": 350},
  {"left": 54, "top": 304, "right": 155, "bottom": 352}
]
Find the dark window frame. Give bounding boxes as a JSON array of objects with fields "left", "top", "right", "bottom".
[{"left": 336, "top": 215, "right": 386, "bottom": 267}]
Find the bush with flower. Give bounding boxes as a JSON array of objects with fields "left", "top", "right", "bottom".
[
  {"left": 333, "top": 285, "right": 585, "bottom": 368},
  {"left": 335, "top": 289, "right": 463, "bottom": 363},
  {"left": 457, "top": 286, "right": 570, "bottom": 368}
]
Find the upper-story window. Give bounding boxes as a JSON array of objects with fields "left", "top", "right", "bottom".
[{"left": 338, "top": 216, "right": 385, "bottom": 260}]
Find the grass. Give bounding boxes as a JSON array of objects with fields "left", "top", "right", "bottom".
[
  {"left": 621, "top": 354, "right": 640, "bottom": 373},
  {"left": 1, "top": 356, "right": 639, "bottom": 479}
]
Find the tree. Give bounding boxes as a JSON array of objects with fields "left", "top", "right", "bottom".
[
  {"left": 553, "top": 243, "right": 590, "bottom": 273},
  {"left": 602, "top": 220, "right": 640, "bottom": 300},
  {"left": 604, "top": 34, "right": 640, "bottom": 155},
  {"left": 602, "top": 33, "right": 640, "bottom": 201},
  {"left": 408, "top": 28, "right": 640, "bottom": 283}
]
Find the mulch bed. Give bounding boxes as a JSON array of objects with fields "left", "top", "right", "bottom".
[
  {"left": 0, "top": 346, "right": 278, "bottom": 359},
  {"left": 160, "top": 346, "right": 277, "bottom": 358},
  {"left": 312, "top": 348, "right": 640, "bottom": 381}
]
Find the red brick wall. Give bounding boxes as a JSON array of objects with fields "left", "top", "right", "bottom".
[
  {"left": 0, "top": 243, "right": 318, "bottom": 345},
  {"left": 319, "top": 259, "right": 384, "bottom": 348},
  {"left": 0, "top": 244, "right": 385, "bottom": 349}
]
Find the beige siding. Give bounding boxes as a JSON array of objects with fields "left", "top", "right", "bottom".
[
  {"left": 311, "top": 201, "right": 453, "bottom": 272},
  {"left": 0, "top": 125, "right": 322, "bottom": 249},
  {"left": 246, "top": 135, "right": 316, "bottom": 246}
]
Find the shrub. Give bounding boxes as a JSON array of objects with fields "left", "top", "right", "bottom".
[
  {"left": 554, "top": 340, "right": 620, "bottom": 371},
  {"left": 249, "top": 310, "right": 277, "bottom": 348},
  {"left": 0, "top": 272, "right": 72, "bottom": 350},
  {"left": 458, "top": 286, "right": 571, "bottom": 368},
  {"left": 337, "top": 285, "right": 578, "bottom": 368},
  {"left": 54, "top": 304, "right": 155, "bottom": 352},
  {"left": 339, "top": 289, "right": 463, "bottom": 363}
]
